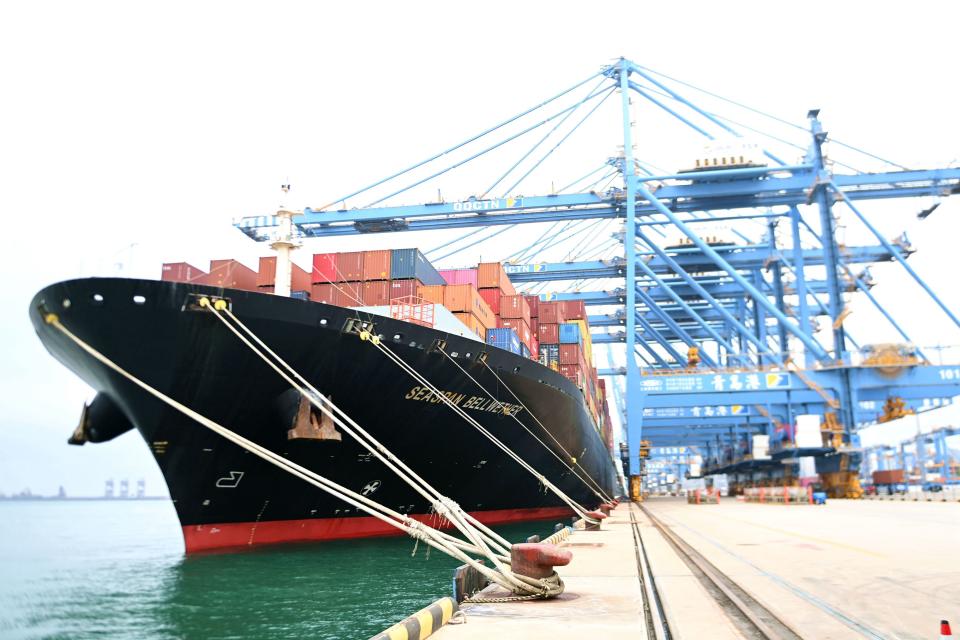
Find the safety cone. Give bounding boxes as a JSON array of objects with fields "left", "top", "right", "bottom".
[{"left": 942, "top": 620, "right": 954, "bottom": 639}]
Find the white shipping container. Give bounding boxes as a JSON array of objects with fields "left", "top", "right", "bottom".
[{"left": 752, "top": 434, "right": 770, "bottom": 460}]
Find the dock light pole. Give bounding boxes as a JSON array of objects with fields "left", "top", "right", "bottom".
[{"left": 271, "top": 184, "right": 302, "bottom": 297}]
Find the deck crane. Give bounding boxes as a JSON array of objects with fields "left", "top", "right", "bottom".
[{"left": 234, "top": 58, "right": 960, "bottom": 498}]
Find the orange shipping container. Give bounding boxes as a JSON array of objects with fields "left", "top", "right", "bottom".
[
  {"left": 416, "top": 284, "right": 446, "bottom": 305},
  {"left": 257, "top": 256, "right": 311, "bottom": 291},
  {"left": 444, "top": 284, "right": 496, "bottom": 328},
  {"left": 337, "top": 251, "right": 365, "bottom": 282},
  {"left": 206, "top": 259, "right": 258, "bottom": 291},
  {"left": 477, "top": 262, "right": 516, "bottom": 295},
  {"left": 453, "top": 312, "right": 486, "bottom": 337},
  {"left": 362, "top": 250, "right": 392, "bottom": 281},
  {"left": 257, "top": 256, "right": 276, "bottom": 287}
]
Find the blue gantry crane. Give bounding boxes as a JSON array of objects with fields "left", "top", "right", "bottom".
[{"left": 234, "top": 58, "right": 960, "bottom": 497}]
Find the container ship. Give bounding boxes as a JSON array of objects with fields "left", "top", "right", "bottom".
[{"left": 29, "top": 248, "right": 619, "bottom": 553}]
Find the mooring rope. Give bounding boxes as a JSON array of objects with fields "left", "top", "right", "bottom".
[
  {"left": 363, "top": 333, "right": 600, "bottom": 524},
  {"left": 204, "top": 301, "right": 515, "bottom": 563},
  {"left": 439, "top": 348, "right": 613, "bottom": 503},
  {"left": 42, "top": 311, "right": 566, "bottom": 597}
]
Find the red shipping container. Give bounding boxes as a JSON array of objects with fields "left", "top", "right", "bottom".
[
  {"left": 538, "top": 323, "right": 559, "bottom": 345},
  {"left": 206, "top": 259, "right": 258, "bottom": 291},
  {"left": 560, "top": 344, "right": 582, "bottom": 366},
  {"left": 161, "top": 262, "right": 207, "bottom": 284},
  {"left": 439, "top": 268, "right": 478, "bottom": 286},
  {"left": 311, "top": 283, "right": 338, "bottom": 305},
  {"left": 292, "top": 264, "right": 311, "bottom": 292},
  {"left": 500, "top": 295, "right": 531, "bottom": 325},
  {"left": 559, "top": 300, "right": 586, "bottom": 321},
  {"left": 362, "top": 250, "right": 392, "bottom": 281},
  {"left": 361, "top": 281, "right": 391, "bottom": 306},
  {"left": 311, "top": 283, "right": 359, "bottom": 306},
  {"left": 478, "top": 288, "right": 501, "bottom": 315},
  {"left": 529, "top": 336, "right": 539, "bottom": 359},
  {"left": 524, "top": 295, "right": 540, "bottom": 318},
  {"left": 538, "top": 302, "right": 563, "bottom": 324},
  {"left": 531, "top": 318, "right": 539, "bottom": 336},
  {"left": 388, "top": 279, "right": 417, "bottom": 301},
  {"left": 560, "top": 364, "right": 582, "bottom": 385},
  {"left": 312, "top": 253, "right": 338, "bottom": 284},
  {"left": 337, "top": 251, "right": 365, "bottom": 282}
]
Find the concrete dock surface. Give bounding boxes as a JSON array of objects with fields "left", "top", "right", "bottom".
[
  {"left": 643, "top": 496, "right": 960, "bottom": 639},
  {"left": 431, "top": 503, "right": 648, "bottom": 639},
  {"left": 431, "top": 498, "right": 958, "bottom": 640}
]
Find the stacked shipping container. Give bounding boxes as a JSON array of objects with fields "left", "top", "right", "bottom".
[
  {"left": 309, "top": 248, "right": 445, "bottom": 307},
  {"left": 257, "top": 256, "right": 311, "bottom": 297}
]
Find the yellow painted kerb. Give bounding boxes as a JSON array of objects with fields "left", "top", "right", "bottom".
[
  {"left": 415, "top": 610, "right": 433, "bottom": 639},
  {"left": 385, "top": 623, "right": 408, "bottom": 640}
]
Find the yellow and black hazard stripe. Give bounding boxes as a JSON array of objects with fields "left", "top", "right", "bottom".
[{"left": 369, "top": 596, "right": 459, "bottom": 640}]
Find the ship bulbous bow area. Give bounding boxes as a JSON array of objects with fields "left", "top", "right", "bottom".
[{"left": 68, "top": 393, "right": 135, "bottom": 445}]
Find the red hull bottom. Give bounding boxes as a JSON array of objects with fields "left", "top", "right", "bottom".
[{"left": 182, "top": 506, "right": 575, "bottom": 553}]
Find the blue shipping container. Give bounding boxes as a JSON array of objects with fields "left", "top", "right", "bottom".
[
  {"left": 291, "top": 290, "right": 310, "bottom": 301},
  {"left": 486, "top": 328, "right": 522, "bottom": 355},
  {"left": 390, "top": 248, "right": 445, "bottom": 285},
  {"left": 558, "top": 322, "right": 581, "bottom": 345},
  {"left": 520, "top": 342, "right": 531, "bottom": 358}
]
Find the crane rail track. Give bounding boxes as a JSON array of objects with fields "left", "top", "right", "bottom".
[
  {"left": 639, "top": 504, "right": 804, "bottom": 640},
  {"left": 628, "top": 503, "right": 671, "bottom": 639}
]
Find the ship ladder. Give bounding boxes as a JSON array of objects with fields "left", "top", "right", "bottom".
[{"left": 43, "top": 312, "right": 564, "bottom": 600}]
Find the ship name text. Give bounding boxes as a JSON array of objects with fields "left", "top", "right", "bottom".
[{"left": 404, "top": 385, "right": 523, "bottom": 416}]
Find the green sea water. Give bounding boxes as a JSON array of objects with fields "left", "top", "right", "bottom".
[{"left": 0, "top": 500, "right": 554, "bottom": 640}]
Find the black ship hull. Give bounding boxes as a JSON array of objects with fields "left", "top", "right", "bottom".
[{"left": 30, "top": 278, "right": 617, "bottom": 552}]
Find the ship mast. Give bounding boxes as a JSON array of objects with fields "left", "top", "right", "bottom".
[{"left": 271, "top": 184, "right": 302, "bottom": 297}]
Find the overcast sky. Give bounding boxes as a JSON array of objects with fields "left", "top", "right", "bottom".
[{"left": 1, "top": 1, "right": 958, "bottom": 496}]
